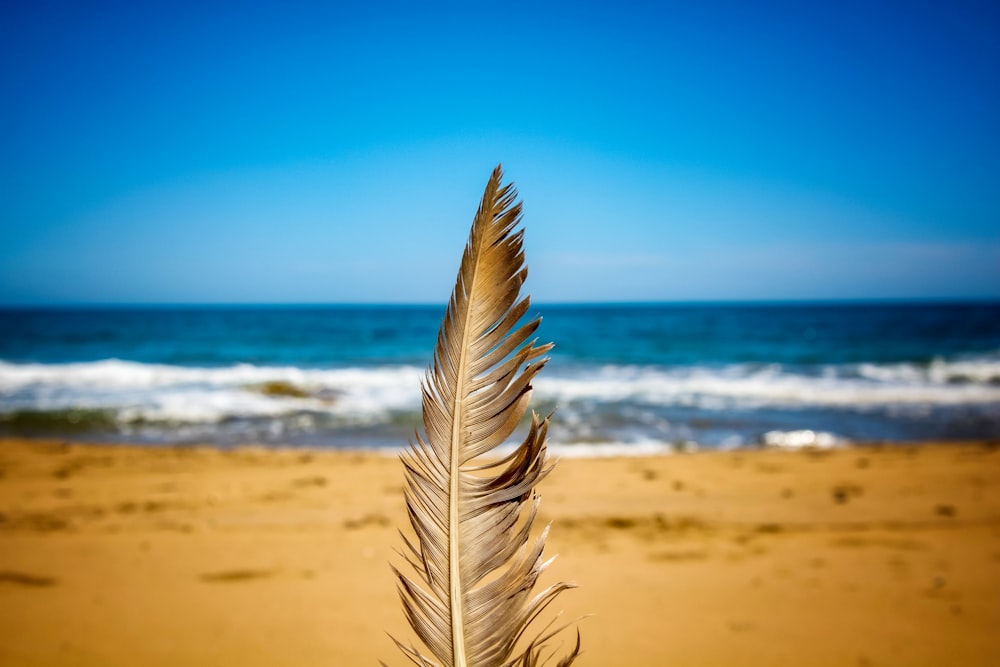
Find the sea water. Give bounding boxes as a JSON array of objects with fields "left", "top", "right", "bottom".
[{"left": 1, "top": 303, "right": 998, "bottom": 451}]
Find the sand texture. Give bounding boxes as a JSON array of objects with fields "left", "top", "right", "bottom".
[{"left": 1, "top": 438, "right": 999, "bottom": 666}]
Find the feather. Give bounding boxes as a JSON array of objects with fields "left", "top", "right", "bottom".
[{"left": 389, "top": 165, "right": 579, "bottom": 667}]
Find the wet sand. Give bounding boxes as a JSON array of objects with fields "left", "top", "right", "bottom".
[{"left": 1, "top": 437, "right": 999, "bottom": 666}]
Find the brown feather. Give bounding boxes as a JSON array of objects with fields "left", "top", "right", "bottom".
[{"left": 389, "top": 165, "right": 579, "bottom": 667}]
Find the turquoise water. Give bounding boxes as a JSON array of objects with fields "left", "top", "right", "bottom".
[{"left": 1, "top": 303, "right": 998, "bottom": 449}]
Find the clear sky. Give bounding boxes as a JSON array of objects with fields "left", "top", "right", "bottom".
[{"left": 2, "top": 1, "right": 998, "bottom": 304}]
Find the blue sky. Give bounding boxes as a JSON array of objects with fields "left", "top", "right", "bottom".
[{"left": 1, "top": 1, "right": 998, "bottom": 304}]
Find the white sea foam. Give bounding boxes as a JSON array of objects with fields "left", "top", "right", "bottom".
[
  {"left": 549, "top": 440, "right": 680, "bottom": 457},
  {"left": 761, "top": 429, "right": 845, "bottom": 450},
  {"left": 855, "top": 357, "right": 1000, "bottom": 385},
  {"left": 0, "top": 359, "right": 424, "bottom": 424},
  {"left": 1, "top": 356, "right": 998, "bottom": 428},
  {"left": 534, "top": 359, "right": 1000, "bottom": 410}
]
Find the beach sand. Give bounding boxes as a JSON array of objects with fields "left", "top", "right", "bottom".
[{"left": 1, "top": 437, "right": 998, "bottom": 666}]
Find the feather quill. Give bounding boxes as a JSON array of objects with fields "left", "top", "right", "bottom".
[{"left": 389, "top": 165, "right": 579, "bottom": 667}]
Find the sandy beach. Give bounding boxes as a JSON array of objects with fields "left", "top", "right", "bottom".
[{"left": 1, "top": 437, "right": 998, "bottom": 666}]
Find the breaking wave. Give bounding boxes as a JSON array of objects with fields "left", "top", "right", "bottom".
[{"left": 1, "top": 353, "right": 998, "bottom": 448}]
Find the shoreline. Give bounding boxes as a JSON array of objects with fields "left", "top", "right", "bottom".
[
  {"left": 2, "top": 431, "right": 997, "bottom": 456},
  {"left": 1, "top": 437, "right": 999, "bottom": 665}
]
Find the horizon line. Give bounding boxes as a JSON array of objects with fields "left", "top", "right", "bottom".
[{"left": 2, "top": 297, "right": 998, "bottom": 309}]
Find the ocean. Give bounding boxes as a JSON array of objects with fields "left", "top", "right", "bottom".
[{"left": 1, "top": 303, "right": 998, "bottom": 452}]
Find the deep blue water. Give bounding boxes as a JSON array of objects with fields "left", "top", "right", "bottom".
[{"left": 1, "top": 302, "right": 998, "bottom": 450}]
